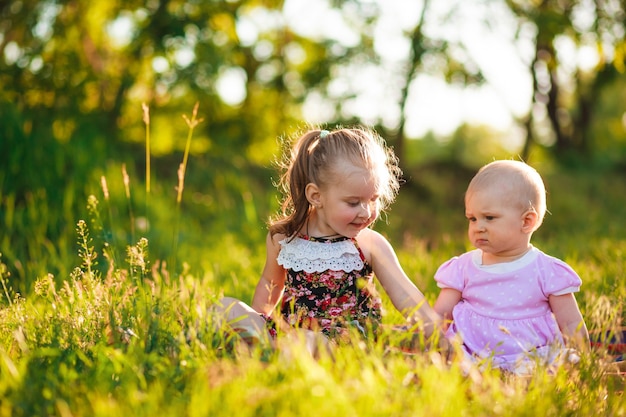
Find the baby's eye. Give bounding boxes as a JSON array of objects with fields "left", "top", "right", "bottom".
[
  {"left": 467, "top": 217, "right": 476, "bottom": 222},
  {"left": 485, "top": 216, "right": 495, "bottom": 221},
  {"left": 348, "top": 201, "right": 360, "bottom": 207}
]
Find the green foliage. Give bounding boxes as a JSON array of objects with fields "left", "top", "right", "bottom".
[
  {"left": 3, "top": 0, "right": 626, "bottom": 290},
  {"left": 0, "top": 225, "right": 623, "bottom": 416},
  {"left": 1, "top": 2, "right": 625, "bottom": 411},
  {"left": 0, "top": 228, "right": 230, "bottom": 416},
  {"left": 589, "top": 76, "right": 626, "bottom": 168},
  {"left": 0, "top": 147, "right": 625, "bottom": 414}
]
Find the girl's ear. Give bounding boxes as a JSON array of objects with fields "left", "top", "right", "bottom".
[
  {"left": 521, "top": 209, "right": 539, "bottom": 233},
  {"left": 305, "top": 183, "right": 322, "bottom": 208}
]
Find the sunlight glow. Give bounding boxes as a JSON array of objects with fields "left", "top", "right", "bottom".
[
  {"left": 286, "top": 0, "right": 534, "bottom": 139},
  {"left": 107, "top": 15, "right": 134, "bottom": 48},
  {"left": 216, "top": 67, "right": 247, "bottom": 106},
  {"left": 174, "top": 47, "right": 195, "bottom": 68},
  {"left": 283, "top": 0, "right": 361, "bottom": 46},
  {"left": 3, "top": 41, "right": 20, "bottom": 65},
  {"left": 152, "top": 56, "right": 169, "bottom": 73}
]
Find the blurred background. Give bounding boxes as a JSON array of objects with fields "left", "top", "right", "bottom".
[{"left": 1, "top": 0, "right": 625, "bottom": 297}]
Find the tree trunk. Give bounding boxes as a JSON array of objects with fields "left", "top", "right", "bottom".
[{"left": 394, "top": 0, "right": 430, "bottom": 168}]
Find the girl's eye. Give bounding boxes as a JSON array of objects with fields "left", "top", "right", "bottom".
[{"left": 486, "top": 216, "right": 495, "bottom": 221}]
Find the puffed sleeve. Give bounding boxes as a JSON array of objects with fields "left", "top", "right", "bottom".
[
  {"left": 538, "top": 254, "right": 582, "bottom": 296},
  {"left": 434, "top": 255, "right": 466, "bottom": 292}
]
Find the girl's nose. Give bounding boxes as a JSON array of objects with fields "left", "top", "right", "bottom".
[{"left": 360, "top": 202, "right": 372, "bottom": 218}]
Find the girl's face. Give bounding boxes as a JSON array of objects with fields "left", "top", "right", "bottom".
[
  {"left": 465, "top": 187, "right": 531, "bottom": 264},
  {"left": 314, "top": 164, "right": 380, "bottom": 238}
]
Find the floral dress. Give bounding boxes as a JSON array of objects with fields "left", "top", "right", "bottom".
[{"left": 274, "top": 234, "right": 383, "bottom": 339}]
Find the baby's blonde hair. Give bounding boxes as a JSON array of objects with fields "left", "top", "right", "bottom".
[{"left": 466, "top": 160, "right": 547, "bottom": 228}]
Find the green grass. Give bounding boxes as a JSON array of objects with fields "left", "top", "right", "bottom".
[
  {"left": 0, "top": 234, "right": 623, "bottom": 416},
  {"left": 0, "top": 134, "right": 624, "bottom": 415}
]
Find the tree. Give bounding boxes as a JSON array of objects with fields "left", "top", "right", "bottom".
[
  {"left": 0, "top": 0, "right": 386, "bottom": 285},
  {"left": 390, "top": 0, "right": 485, "bottom": 167},
  {"left": 0, "top": 0, "right": 391, "bottom": 169},
  {"left": 505, "top": 0, "right": 626, "bottom": 163}
]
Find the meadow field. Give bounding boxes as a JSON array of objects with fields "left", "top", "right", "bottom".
[{"left": 0, "top": 152, "right": 624, "bottom": 416}]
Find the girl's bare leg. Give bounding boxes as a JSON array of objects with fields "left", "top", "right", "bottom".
[
  {"left": 213, "top": 298, "right": 332, "bottom": 358},
  {"left": 214, "top": 296, "right": 273, "bottom": 346}
]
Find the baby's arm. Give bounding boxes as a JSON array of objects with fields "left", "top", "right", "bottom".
[
  {"left": 549, "top": 293, "right": 590, "bottom": 351},
  {"left": 433, "top": 288, "right": 462, "bottom": 330},
  {"left": 251, "top": 232, "right": 287, "bottom": 315}
]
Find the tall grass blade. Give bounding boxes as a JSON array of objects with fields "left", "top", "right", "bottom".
[
  {"left": 122, "top": 164, "right": 136, "bottom": 244},
  {"left": 142, "top": 102, "right": 151, "bottom": 233},
  {"left": 172, "top": 102, "right": 203, "bottom": 273},
  {"left": 99, "top": 175, "right": 119, "bottom": 268},
  {"left": 0, "top": 253, "right": 12, "bottom": 305}
]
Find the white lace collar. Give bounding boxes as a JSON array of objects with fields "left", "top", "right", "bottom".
[{"left": 276, "top": 236, "right": 365, "bottom": 273}]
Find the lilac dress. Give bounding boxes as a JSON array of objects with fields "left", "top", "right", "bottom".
[{"left": 435, "top": 246, "right": 582, "bottom": 372}]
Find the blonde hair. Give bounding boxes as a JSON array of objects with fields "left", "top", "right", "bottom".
[
  {"left": 466, "top": 160, "right": 547, "bottom": 227},
  {"left": 269, "top": 126, "right": 402, "bottom": 237}
]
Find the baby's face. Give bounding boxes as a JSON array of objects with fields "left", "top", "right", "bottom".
[{"left": 465, "top": 188, "right": 531, "bottom": 264}]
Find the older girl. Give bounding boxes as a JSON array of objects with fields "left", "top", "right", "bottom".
[{"left": 217, "top": 127, "right": 442, "bottom": 352}]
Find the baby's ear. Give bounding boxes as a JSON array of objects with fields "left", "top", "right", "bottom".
[{"left": 521, "top": 209, "right": 539, "bottom": 232}]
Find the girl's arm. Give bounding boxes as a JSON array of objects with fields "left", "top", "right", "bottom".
[
  {"left": 362, "top": 229, "right": 441, "bottom": 333},
  {"left": 433, "top": 288, "right": 462, "bottom": 330},
  {"left": 251, "top": 232, "right": 287, "bottom": 315},
  {"left": 549, "top": 293, "right": 590, "bottom": 351}
]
